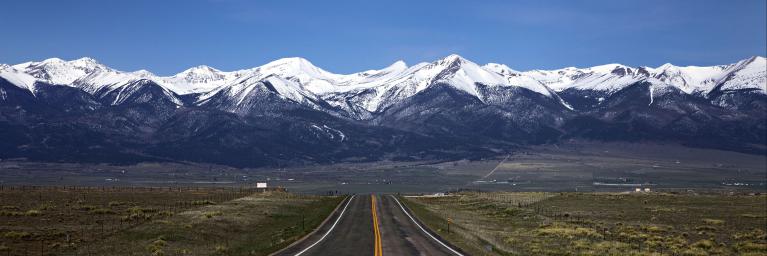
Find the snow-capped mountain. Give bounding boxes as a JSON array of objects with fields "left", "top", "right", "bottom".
[
  {"left": 6, "top": 55, "right": 765, "bottom": 111},
  {"left": 1, "top": 55, "right": 764, "bottom": 167},
  {"left": 713, "top": 56, "right": 766, "bottom": 93},
  {"left": 12, "top": 57, "right": 105, "bottom": 85},
  {"left": 159, "top": 65, "right": 242, "bottom": 95},
  {"left": 198, "top": 74, "right": 324, "bottom": 115},
  {"left": 0, "top": 64, "right": 38, "bottom": 93},
  {"left": 316, "top": 54, "right": 565, "bottom": 114}
]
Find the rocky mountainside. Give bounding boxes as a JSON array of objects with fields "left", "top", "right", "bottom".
[{"left": 1, "top": 55, "right": 764, "bottom": 166}]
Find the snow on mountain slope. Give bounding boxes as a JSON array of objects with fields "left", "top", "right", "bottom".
[
  {"left": 715, "top": 56, "right": 766, "bottom": 93},
  {"left": 522, "top": 67, "right": 585, "bottom": 91},
  {"left": 0, "top": 65, "right": 38, "bottom": 93},
  {"left": 523, "top": 58, "right": 766, "bottom": 96},
  {"left": 347, "top": 54, "right": 545, "bottom": 112},
  {"left": 13, "top": 57, "right": 105, "bottom": 85},
  {"left": 5, "top": 55, "right": 765, "bottom": 113},
  {"left": 13, "top": 58, "right": 184, "bottom": 106},
  {"left": 483, "top": 63, "right": 553, "bottom": 96},
  {"left": 322, "top": 60, "right": 410, "bottom": 93},
  {"left": 159, "top": 65, "right": 242, "bottom": 94},
  {"left": 12, "top": 58, "right": 233, "bottom": 96},
  {"left": 247, "top": 57, "right": 343, "bottom": 95},
  {"left": 197, "top": 73, "right": 322, "bottom": 114},
  {"left": 73, "top": 67, "right": 152, "bottom": 94},
  {"left": 435, "top": 54, "right": 506, "bottom": 95},
  {"left": 103, "top": 79, "right": 183, "bottom": 106},
  {"left": 650, "top": 63, "right": 728, "bottom": 94},
  {"left": 523, "top": 64, "right": 648, "bottom": 93},
  {"left": 566, "top": 70, "right": 645, "bottom": 92}
]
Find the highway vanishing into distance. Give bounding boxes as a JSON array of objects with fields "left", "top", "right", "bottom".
[{"left": 274, "top": 195, "right": 464, "bottom": 256}]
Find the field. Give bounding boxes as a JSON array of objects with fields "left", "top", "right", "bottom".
[
  {"left": 0, "top": 186, "right": 342, "bottom": 255},
  {"left": 404, "top": 191, "right": 767, "bottom": 255}
]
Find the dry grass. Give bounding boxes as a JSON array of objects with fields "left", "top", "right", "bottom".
[
  {"left": 84, "top": 191, "right": 342, "bottom": 255},
  {"left": 404, "top": 191, "right": 767, "bottom": 255},
  {"left": 0, "top": 186, "right": 338, "bottom": 256}
]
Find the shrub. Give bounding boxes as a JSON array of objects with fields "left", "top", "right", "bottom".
[
  {"left": 733, "top": 229, "right": 767, "bottom": 240},
  {"left": 24, "top": 210, "right": 41, "bottom": 216},
  {"left": 702, "top": 218, "right": 725, "bottom": 225},
  {"left": 205, "top": 211, "right": 223, "bottom": 219},
  {"left": 91, "top": 208, "right": 115, "bottom": 214},
  {"left": 3, "top": 231, "right": 31, "bottom": 240},
  {"left": 692, "top": 239, "right": 715, "bottom": 249},
  {"left": 644, "top": 225, "right": 666, "bottom": 233},
  {"left": 537, "top": 223, "right": 602, "bottom": 239},
  {"left": 147, "top": 237, "right": 167, "bottom": 256},
  {"left": 735, "top": 241, "right": 767, "bottom": 252},
  {"left": 192, "top": 200, "right": 214, "bottom": 206},
  {"left": 695, "top": 225, "right": 717, "bottom": 232},
  {"left": 681, "top": 247, "right": 708, "bottom": 256},
  {"left": 214, "top": 245, "right": 229, "bottom": 254},
  {"left": 36, "top": 203, "right": 54, "bottom": 211},
  {"left": 77, "top": 205, "right": 96, "bottom": 211},
  {"left": 0, "top": 211, "right": 24, "bottom": 217}
]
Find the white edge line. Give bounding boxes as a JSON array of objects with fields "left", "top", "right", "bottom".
[
  {"left": 294, "top": 195, "right": 356, "bottom": 256},
  {"left": 391, "top": 195, "right": 465, "bottom": 256}
]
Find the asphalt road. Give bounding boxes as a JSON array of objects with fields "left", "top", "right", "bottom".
[{"left": 274, "top": 194, "right": 462, "bottom": 256}]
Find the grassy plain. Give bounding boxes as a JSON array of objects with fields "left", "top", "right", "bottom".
[
  {"left": 404, "top": 191, "right": 767, "bottom": 255},
  {"left": 0, "top": 187, "right": 341, "bottom": 256}
]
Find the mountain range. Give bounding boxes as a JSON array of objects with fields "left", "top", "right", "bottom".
[{"left": 1, "top": 55, "right": 765, "bottom": 167}]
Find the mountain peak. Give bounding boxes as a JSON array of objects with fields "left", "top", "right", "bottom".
[
  {"left": 131, "top": 69, "right": 155, "bottom": 77},
  {"left": 439, "top": 54, "right": 466, "bottom": 64},
  {"left": 657, "top": 63, "right": 676, "bottom": 70},
  {"left": 73, "top": 57, "right": 98, "bottom": 63},
  {"left": 586, "top": 63, "right": 630, "bottom": 74},
  {"left": 483, "top": 63, "right": 520, "bottom": 75},
  {"left": 266, "top": 57, "right": 316, "bottom": 68},
  {"left": 259, "top": 57, "right": 333, "bottom": 80},
  {"left": 388, "top": 60, "right": 407, "bottom": 70},
  {"left": 742, "top": 55, "right": 766, "bottom": 66},
  {"left": 37, "top": 57, "right": 101, "bottom": 67},
  {"left": 179, "top": 65, "right": 221, "bottom": 75},
  {"left": 745, "top": 55, "right": 765, "bottom": 62},
  {"left": 41, "top": 57, "right": 65, "bottom": 63}
]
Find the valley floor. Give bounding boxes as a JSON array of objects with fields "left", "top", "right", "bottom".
[{"left": 1, "top": 142, "right": 765, "bottom": 194}]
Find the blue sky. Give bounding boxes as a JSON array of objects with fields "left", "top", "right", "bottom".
[{"left": 1, "top": 0, "right": 765, "bottom": 75}]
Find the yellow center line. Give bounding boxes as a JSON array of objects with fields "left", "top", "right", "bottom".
[{"left": 371, "top": 194, "right": 383, "bottom": 256}]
